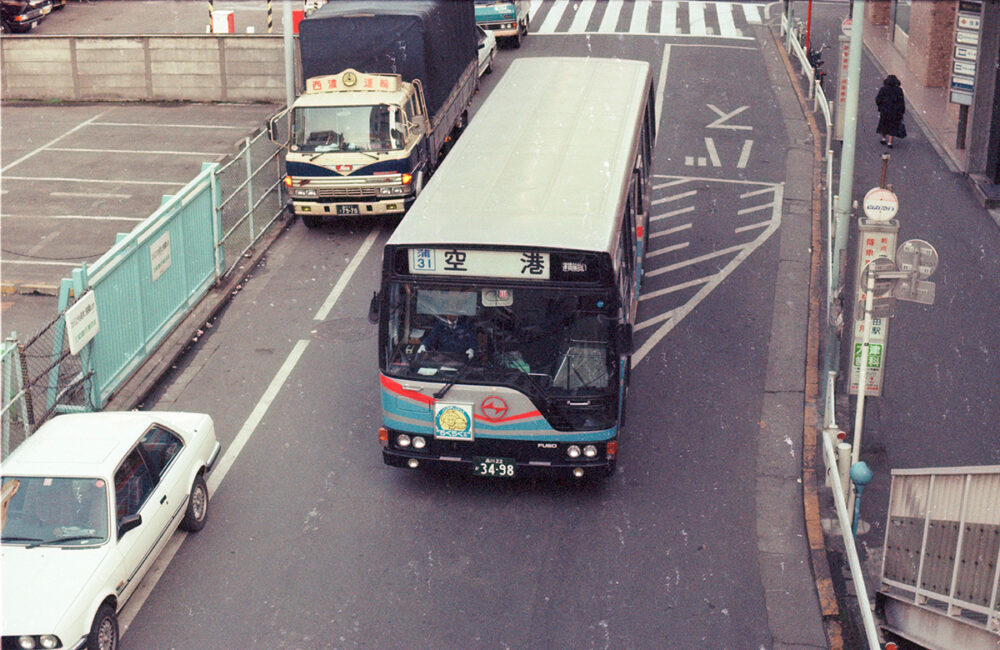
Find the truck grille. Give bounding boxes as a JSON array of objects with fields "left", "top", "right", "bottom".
[{"left": 316, "top": 186, "right": 379, "bottom": 198}]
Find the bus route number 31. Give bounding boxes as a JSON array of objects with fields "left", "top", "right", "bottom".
[{"left": 473, "top": 456, "right": 515, "bottom": 478}]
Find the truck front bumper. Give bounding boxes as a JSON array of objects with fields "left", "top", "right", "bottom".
[{"left": 292, "top": 195, "right": 414, "bottom": 218}]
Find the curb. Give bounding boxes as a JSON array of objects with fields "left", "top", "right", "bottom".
[
  {"left": 1, "top": 283, "right": 60, "bottom": 297},
  {"left": 767, "top": 17, "right": 846, "bottom": 650},
  {"left": 104, "top": 214, "right": 296, "bottom": 412}
]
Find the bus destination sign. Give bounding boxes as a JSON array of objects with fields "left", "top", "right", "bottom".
[{"left": 408, "top": 248, "right": 550, "bottom": 280}]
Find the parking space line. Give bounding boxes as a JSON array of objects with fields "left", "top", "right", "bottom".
[
  {"left": 4, "top": 176, "right": 184, "bottom": 186},
  {"left": 51, "top": 191, "right": 132, "bottom": 199},
  {"left": 1, "top": 214, "right": 143, "bottom": 222},
  {"left": 48, "top": 147, "right": 223, "bottom": 157},
  {"left": 1, "top": 110, "right": 108, "bottom": 173},
  {"left": 91, "top": 121, "right": 250, "bottom": 129}
]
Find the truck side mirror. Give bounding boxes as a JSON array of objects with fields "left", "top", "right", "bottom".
[
  {"left": 368, "top": 291, "right": 380, "bottom": 324},
  {"left": 614, "top": 323, "right": 633, "bottom": 356}
]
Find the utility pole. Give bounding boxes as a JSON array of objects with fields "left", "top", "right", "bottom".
[{"left": 828, "top": 0, "right": 866, "bottom": 382}]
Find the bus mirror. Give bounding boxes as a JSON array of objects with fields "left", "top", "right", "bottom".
[
  {"left": 615, "top": 323, "right": 633, "bottom": 356},
  {"left": 367, "top": 291, "right": 380, "bottom": 324}
]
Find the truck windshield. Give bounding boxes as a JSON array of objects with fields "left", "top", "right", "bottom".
[
  {"left": 293, "top": 104, "right": 402, "bottom": 153},
  {"left": 382, "top": 283, "right": 617, "bottom": 398}
]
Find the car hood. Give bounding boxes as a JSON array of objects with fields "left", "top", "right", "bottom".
[{"left": 1, "top": 544, "right": 109, "bottom": 633}]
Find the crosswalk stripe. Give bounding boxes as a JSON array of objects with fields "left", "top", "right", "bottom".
[
  {"left": 537, "top": 0, "right": 568, "bottom": 33},
  {"left": 599, "top": 0, "right": 624, "bottom": 33},
  {"left": 568, "top": 0, "right": 596, "bottom": 33},
  {"left": 741, "top": 3, "right": 763, "bottom": 24},
  {"left": 631, "top": 0, "right": 652, "bottom": 34},
  {"left": 688, "top": 1, "right": 707, "bottom": 36},
  {"left": 716, "top": 2, "right": 738, "bottom": 38},
  {"left": 659, "top": 1, "right": 677, "bottom": 34},
  {"left": 529, "top": 0, "right": 545, "bottom": 23}
]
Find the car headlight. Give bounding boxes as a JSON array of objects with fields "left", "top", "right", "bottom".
[
  {"left": 40, "top": 636, "right": 60, "bottom": 650},
  {"left": 18, "top": 637, "right": 36, "bottom": 650},
  {"left": 17, "top": 636, "right": 60, "bottom": 650}
]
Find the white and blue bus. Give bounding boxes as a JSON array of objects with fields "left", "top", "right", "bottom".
[{"left": 372, "top": 57, "right": 656, "bottom": 479}]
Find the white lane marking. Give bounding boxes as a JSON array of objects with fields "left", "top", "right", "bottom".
[
  {"left": 632, "top": 183, "right": 783, "bottom": 367},
  {"left": 2, "top": 260, "right": 82, "bottom": 267},
  {"left": 598, "top": 0, "right": 623, "bottom": 33},
  {"left": 644, "top": 243, "right": 746, "bottom": 279},
  {"left": 120, "top": 339, "right": 311, "bottom": 636},
  {"left": 685, "top": 156, "right": 695, "bottom": 166},
  {"left": 538, "top": 0, "right": 568, "bottom": 33},
  {"left": 529, "top": 0, "right": 545, "bottom": 24},
  {"left": 654, "top": 178, "right": 687, "bottom": 190},
  {"left": 4, "top": 176, "right": 184, "bottom": 186},
  {"left": 653, "top": 189, "right": 696, "bottom": 205},
  {"left": 740, "top": 186, "right": 776, "bottom": 198},
  {"left": 735, "top": 221, "right": 771, "bottom": 234},
  {"left": 1, "top": 214, "right": 143, "bottom": 222},
  {"left": 91, "top": 121, "right": 250, "bottom": 129},
  {"left": 649, "top": 223, "right": 692, "bottom": 239},
  {"left": 51, "top": 191, "right": 132, "bottom": 199},
  {"left": 568, "top": 0, "right": 596, "bottom": 33},
  {"left": 654, "top": 174, "right": 781, "bottom": 186},
  {"left": 705, "top": 137, "right": 721, "bottom": 167},
  {"left": 1, "top": 110, "right": 108, "bottom": 173},
  {"left": 736, "top": 139, "right": 754, "bottom": 168},
  {"left": 314, "top": 227, "right": 380, "bottom": 321},
  {"left": 630, "top": 0, "right": 651, "bottom": 34},
  {"left": 47, "top": 147, "right": 223, "bottom": 157},
  {"left": 659, "top": 1, "right": 677, "bottom": 35},
  {"left": 644, "top": 241, "right": 690, "bottom": 259},
  {"left": 655, "top": 44, "right": 670, "bottom": 144},
  {"left": 635, "top": 309, "right": 675, "bottom": 331},
  {"left": 639, "top": 274, "right": 715, "bottom": 301},
  {"left": 698, "top": 157, "right": 707, "bottom": 166},
  {"left": 738, "top": 202, "right": 774, "bottom": 215},
  {"left": 706, "top": 104, "right": 752, "bottom": 130},
  {"left": 651, "top": 205, "right": 695, "bottom": 221}
]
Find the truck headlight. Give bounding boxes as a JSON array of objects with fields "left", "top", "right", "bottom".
[
  {"left": 292, "top": 187, "right": 318, "bottom": 198},
  {"left": 378, "top": 186, "right": 409, "bottom": 197}
]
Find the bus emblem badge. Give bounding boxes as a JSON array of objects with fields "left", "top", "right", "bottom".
[
  {"left": 434, "top": 404, "right": 474, "bottom": 441},
  {"left": 480, "top": 396, "right": 508, "bottom": 421}
]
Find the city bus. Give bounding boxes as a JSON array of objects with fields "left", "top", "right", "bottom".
[{"left": 371, "top": 57, "right": 656, "bottom": 479}]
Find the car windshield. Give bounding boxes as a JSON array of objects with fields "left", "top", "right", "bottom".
[
  {"left": 292, "top": 104, "right": 402, "bottom": 153},
  {"left": 1, "top": 476, "right": 110, "bottom": 547},
  {"left": 382, "top": 283, "right": 616, "bottom": 398}
]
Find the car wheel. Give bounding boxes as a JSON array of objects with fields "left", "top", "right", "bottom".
[
  {"left": 88, "top": 604, "right": 118, "bottom": 650},
  {"left": 179, "top": 475, "right": 209, "bottom": 532},
  {"left": 485, "top": 52, "right": 493, "bottom": 74}
]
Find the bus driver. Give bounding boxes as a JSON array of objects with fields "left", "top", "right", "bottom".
[{"left": 417, "top": 314, "right": 478, "bottom": 360}]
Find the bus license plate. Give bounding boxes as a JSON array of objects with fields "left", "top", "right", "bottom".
[
  {"left": 472, "top": 457, "right": 515, "bottom": 478},
  {"left": 336, "top": 204, "right": 360, "bottom": 216}
]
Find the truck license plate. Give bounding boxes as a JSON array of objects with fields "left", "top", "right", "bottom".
[
  {"left": 336, "top": 204, "right": 360, "bottom": 216},
  {"left": 472, "top": 457, "right": 515, "bottom": 478}
]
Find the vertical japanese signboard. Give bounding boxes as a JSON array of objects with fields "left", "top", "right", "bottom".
[{"left": 950, "top": 0, "right": 982, "bottom": 105}]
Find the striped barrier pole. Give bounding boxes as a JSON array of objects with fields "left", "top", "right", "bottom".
[
  {"left": 267, "top": 0, "right": 273, "bottom": 33},
  {"left": 208, "top": 0, "right": 214, "bottom": 33}
]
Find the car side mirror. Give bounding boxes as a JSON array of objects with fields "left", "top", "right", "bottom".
[
  {"left": 614, "top": 323, "right": 633, "bottom": 356},
  {"left": 118, "top": 513, "right": 142, "bottom": 539},
  {"left": 368, "top": 291, "right": 380, "bottom": 324}
]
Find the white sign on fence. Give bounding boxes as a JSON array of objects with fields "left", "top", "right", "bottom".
[
  {"left": 150, "top": 231, "right": 172, "bottom": 282},
  {"left": 65, "top": 291, "right": 100, "bottom": 356}
]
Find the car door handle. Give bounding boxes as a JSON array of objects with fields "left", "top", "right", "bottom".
[{"left": 160, "top": 495, "right": 167, "bottom": 504}]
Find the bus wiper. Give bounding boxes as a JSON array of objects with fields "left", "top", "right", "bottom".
[{"left": 433, "top": 361, "right": 477, "bottom": 400}]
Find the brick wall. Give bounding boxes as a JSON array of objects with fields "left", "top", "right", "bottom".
[
  {"left": 1, "top": 35, "right": 291, "bottom": 102},
  {"left": 906, "top": 1, "right": 957, "bottom": 88},
  {"left": 867, "top": 0, "right": 891, "bottom": 26}
]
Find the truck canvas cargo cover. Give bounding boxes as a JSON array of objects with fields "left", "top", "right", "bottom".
[{"left": 299, "top": 0, "right": 476, "bottom": 120}]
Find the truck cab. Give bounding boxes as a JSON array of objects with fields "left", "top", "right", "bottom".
[
  {"left": 474, "top": 0, "right": 529, "bottom": 47},
  {"left": 271, "top": 70, "right": 433, "bottom": 227}
]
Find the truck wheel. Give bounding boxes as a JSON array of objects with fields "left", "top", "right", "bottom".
[
  {"left": 512, "top": 29, "right": 522, "bottom": 49},
  {"left": 302, "top": 214, "right": 322, "bottom": 228}
]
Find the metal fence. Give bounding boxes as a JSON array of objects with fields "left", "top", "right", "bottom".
[
  {"left": 879, "top": 467, "right": 1000, "bottom": 647},
  {"left": 1, "top": 121, "right": 287, "bottom": 459}
]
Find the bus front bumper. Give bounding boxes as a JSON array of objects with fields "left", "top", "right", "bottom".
[{"left": 382, "top": 448, "right": 614, "bottom": 479}]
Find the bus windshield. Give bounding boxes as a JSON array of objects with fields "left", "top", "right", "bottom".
[
  {"left": 383, "top": 283, "right": 616, "bottom": 398},
  {"left": 292, "top": 104, "right": 402, "bottom": 153}
]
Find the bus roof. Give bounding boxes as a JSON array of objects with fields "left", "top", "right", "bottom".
[{"left": 386, "top": 56, "right": 652, "bottom": 255}]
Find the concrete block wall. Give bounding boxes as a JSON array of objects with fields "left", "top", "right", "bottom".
[{"left": 1, "top": 35, "right": 290, "bottom": 103}]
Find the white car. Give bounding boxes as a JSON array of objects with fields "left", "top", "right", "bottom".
[
  {"left": 476, "top": 24, "right": 497, "bottom": 78},
  {"left": 1, "top": 411, "right": 221, "bottom": 650}
]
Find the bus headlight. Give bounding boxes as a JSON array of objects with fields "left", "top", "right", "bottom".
[
  {"left": 396, "top": 434, "right": 411, "bottom": 447},
  {"left": 412, "top": 436, "right": 426, "bottom": 449},
  {"left": 566, "top": 445, "right": 581, "bottom": 459},
  {"left": 583, "top": 445, "right": 597, "bottom": 458}
]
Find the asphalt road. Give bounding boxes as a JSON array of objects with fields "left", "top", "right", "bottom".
[{"left": 121, "top": 8, "right": 817, "bottom": 650}]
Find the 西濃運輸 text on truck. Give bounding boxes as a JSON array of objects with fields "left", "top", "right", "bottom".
[{"left": 269, "top": 0, "right": 478, "bottom": 227}]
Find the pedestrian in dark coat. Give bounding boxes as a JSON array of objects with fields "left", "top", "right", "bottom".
[{"left": 876, "top": 74, "right": 905, "bottom": 148}]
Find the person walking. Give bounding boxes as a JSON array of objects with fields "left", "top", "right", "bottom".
[{"left": 876, "top": 74, "right": 906, "bottom": 148}]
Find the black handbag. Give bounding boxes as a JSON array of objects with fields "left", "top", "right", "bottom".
[{"left": 898, "top": 121, "right": 907, "bottom": 139}]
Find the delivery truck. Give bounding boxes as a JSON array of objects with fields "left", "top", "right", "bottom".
[{"left": 270, "top": 0, "right": 478, "bottom": 227}]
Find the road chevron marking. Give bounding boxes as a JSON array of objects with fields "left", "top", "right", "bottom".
[{"left": 633, "top": 179, "right": 783, "bottom": 367}]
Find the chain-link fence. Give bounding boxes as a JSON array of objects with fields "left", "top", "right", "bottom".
[
  {"left": 2, "top": 303, "right": 92, "bottom": 459},
  {"left": 217, "top": 125, "right": 287, "bottom": 275}
]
